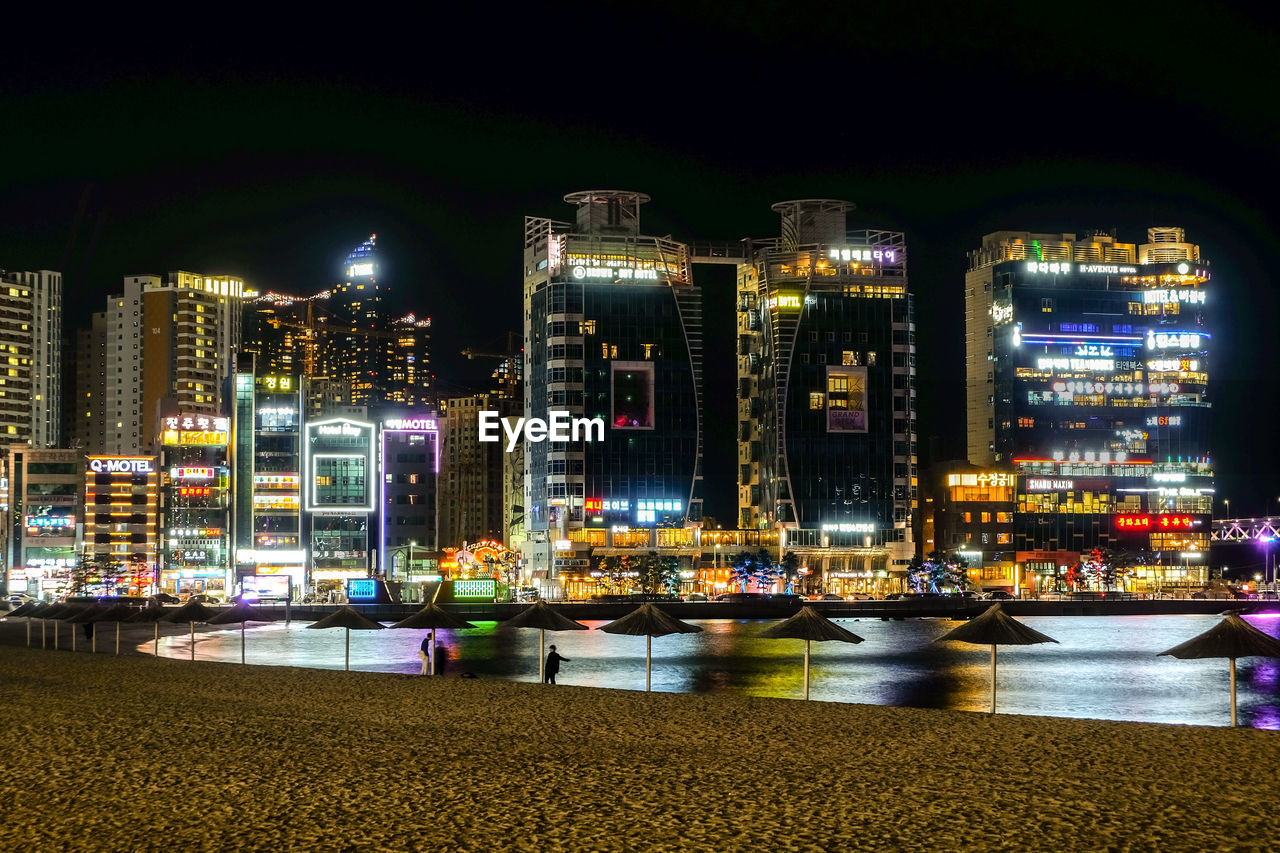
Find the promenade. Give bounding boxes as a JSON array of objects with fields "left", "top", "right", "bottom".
[{"left": 1, "top": 640, "right": 1276, "bottom": 851}]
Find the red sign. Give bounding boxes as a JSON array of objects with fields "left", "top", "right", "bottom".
[
  {"left": 584, "top": 498, "right": 603, "bottom": 513},
  {"left": 1115, "top": 514, "right": 1195, "bottom": 531},
  {"left": 180, "top": 487, "right": 212, "bottom": 497}
]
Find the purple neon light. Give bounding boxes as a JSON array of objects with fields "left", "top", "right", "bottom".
[{"left": 379, "top": 421, "right": 440, "bottom": 577}]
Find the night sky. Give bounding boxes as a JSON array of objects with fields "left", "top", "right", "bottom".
[{"left": 2, "top": 5, "right": 1277, "bottom": 524}]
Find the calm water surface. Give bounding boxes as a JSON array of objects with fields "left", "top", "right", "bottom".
[{"left": 148, "top": 613, "right": 1280, "bottom": 729}]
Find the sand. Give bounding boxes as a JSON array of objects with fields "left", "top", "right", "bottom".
[{"left": 1, "top": 628, "right": 1278, "bottom": 852}]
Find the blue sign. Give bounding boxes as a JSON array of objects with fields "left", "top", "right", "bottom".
[{"left": 346, "top": 578, "right": 377, "bottom": 600}]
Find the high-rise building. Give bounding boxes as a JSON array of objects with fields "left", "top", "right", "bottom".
[
  {"left": 304, "top": 415, "right": 377, "bottom": 595},
  {"left": 102, "top": 272, "right": 246, "bottom": 454},
  {"left": 378, "top": 414, "right": 440, "bottom": 582},
  {"left": 736, "top": 200, "right": 917, "bottom": 586},
  {"left": 437, "top": 395, "right": 506, "bottom": 548},
  {"left": 521, "top": 191, "right": 703, "bottom": 581},
  {"left": 964, "top": 228, "right": 1212, "bottom": 590},
  {"left": 0, "top": 269, "right": 63, "bottom": 447},
  {"left": 83, "top": 454, "right": 160, "bottom": 593},
  {"left": 68, "top": 311, "right": 107, "bottom": 452}
]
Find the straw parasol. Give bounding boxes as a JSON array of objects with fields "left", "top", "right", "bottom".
[
  {"left": 127, "top": 604, "right": 169, "bottom": 655},
  {"left": 306, "top": 605, "right": 386, "bottom": 671},
  {"left": 759, "top": 605, "right": 864, "bottom": 700},
  {"left": 88, "top": 603, "right": 142, "bottom": 655},
  {"left": 389, "top": 603, "right": 478, "bottom": 676},
  {"left": 934, "top": 603, "right": 1058, "bottom": 714},
  {"left": 208, "top": 603, "right": 276, "bottom": 665},
  {"left": 501, "top": 600, "right": 588, "bottom": 682},
  {"left": 67, "top": 605, "right": 111, "bottom": 653},
  {"left": 1158, "top": 611, "right": 1280, "bottom": 726},
  {"left": 161, "top": 599, "right": 220, "bottom": 661},
  {"left": 7, "top": 601, "right": 40, "bottom": 646},
  {"left": 55, "top": 605, "right": 90, "bottom": 652},
  {"left": 598, "top": 603, "right": 702, "bottom": 692}
]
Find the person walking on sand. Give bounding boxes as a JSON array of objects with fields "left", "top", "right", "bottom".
[{"left": 544, "top": 644, "right": 569, "bottom": 684}]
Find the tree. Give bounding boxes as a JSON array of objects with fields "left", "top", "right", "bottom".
[
  {"left": 69, "top": 555, "right": 126, "bottom": 597},
  {"left": 598, "top": 555, "right": 632, "bottom": 595},
  {"left": 752, "top": 548, "right": 783, "bottom": 593},
  {"left": 729, "top": 550, "right": 758, "bottom": 593},
  {"left": 779, "top": 551, "right": 801, "bottom": 594},
  {"left": 636, "top": 553, "right": 681, "bottom": 597},
  {"left": 907, "top": 551, "right": 971, "bottom": 594}
]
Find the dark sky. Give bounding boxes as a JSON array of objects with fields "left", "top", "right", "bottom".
[{"left": 2, "top": 4, "right": 1277, "bottom": 523}]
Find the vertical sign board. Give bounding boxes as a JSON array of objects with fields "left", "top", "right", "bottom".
[{"left": 826, "top": 366, "right": 869, "bottom": 433}]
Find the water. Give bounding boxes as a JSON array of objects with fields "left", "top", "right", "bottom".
[{"left": 148, "top": 613, "right": 1280, "bottom": 729}]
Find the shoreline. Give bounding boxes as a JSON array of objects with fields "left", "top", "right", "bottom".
[{"left": 1, "top": 643, "right": 1276, "bottom": 852}]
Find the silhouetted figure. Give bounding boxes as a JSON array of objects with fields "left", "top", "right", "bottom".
[
  {"left": 419, "top": 632, "right": 433, "bottom": 676},
  {"left": 434, "top": 643, "right": 448, "bottom": 676},
  {"left": 544, "top": 644, "right": 569, "bottom": 684}
]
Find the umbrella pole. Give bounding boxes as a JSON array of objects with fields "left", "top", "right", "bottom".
[
  {"left": 41, "top": 619, "right": 46, "bottom": 648},
  {"left": 72, "top": 625, "right": 76, "bottom": 652},
  {"left": 190, "top": 621, "right": 195, "bottom": 661},
  {"left": 1230, "top": 657, "right": 1237, "bottom": 727},
  {"left": 646, "top": 634, "right": 652, "bottom": 693},
  {"left": 26, "top": 619, "right": 30, "bottom": 647},
  {"left": 116, "top": 622, "right": 120, "bottom": 656},
  {"left": 241, "top": 622, "right": 246, "bottom": 665},
  {"left": 54, "top": 620, "right": 59, "bottom": 650},
  {"left": 154, "top": 622, "right": 159, "bottom": 656},
  {"left": 990, "top": 645, "right": 997, "bottom": 715},
  {"left": 92, "top": 627, "right": 97, "bottom": 654},
  {"left": 804, "top": 639, "right": 811, "bottom": 701},
  {"left": 346, "top": 628, "right": 351, "bottom": 672},
  {"left": 539, "top": 628, "right": 545, "bottom": 683}
]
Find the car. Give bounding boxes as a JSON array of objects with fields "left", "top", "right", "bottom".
[
  {"left": 846, "top": 593, "right": 872, "bottom": 601},
  {"left": 188, "top": 593, "right": 222, "bottom": 605},
  {"left": 680, "top": 592, "right": 708, "bottom": 602},
  {"left": 714, "top": 592, "right": 770, "bottom": 602},
  {"left": 988, "top": 590, "right": 1015, "bottom": 600},
  {"left": 819, "top": 593, "right": 846, "bottom": 601},
  {"left": 5, "top": 593, "right": 35, "bottom": 609},
  {"left": 1039, "top": 592, "right": 1066, "bottom": 600},
  {"left": 150, "top": 592, "right": 180, "bottom": 605},
  {"left": 883, "top": 593, "right": 905, "bottom": 600}
]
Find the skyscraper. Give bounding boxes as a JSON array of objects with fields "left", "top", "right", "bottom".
[
  {"left": 521, "top": 191, "right": 703, "bottom": 581},
  {"left": 102, "top": 272, "right": 246, "bottom": 454},
  {"left": 964, "top": 228, "right": 1212, "bottom": 589},
  {"left": 0, "top": 268, "right": 63, "bottom": 447},
  {"left": 736, "top": 200, "right": 916, "bottom": 587}
]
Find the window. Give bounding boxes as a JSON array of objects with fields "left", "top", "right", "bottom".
[
  {"left": 963, "top": 512, "right": 972, "bottom": 523},
  {"left": 996, "top": 532, "right": 1011, "bottom": 544},
  {"left": 1042, "top": 298, "right": 1054, "bottom": 312},
  {"left": 981, "top": 512, "right": 992, "bottom": 523},
  {"left": 997, "top": 512, "right": 1013, "bottom": 524},
  {"left": 809, "top": 392, "right": 824, "bottom": 410}
]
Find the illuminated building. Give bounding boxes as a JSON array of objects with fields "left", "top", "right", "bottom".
[
  {"left": 231, "top": 362, "right": 305, "bottom": 600},
  {"left": 68, "top": 311, "right": 108, "bottom": 453},
  {"left": 379, "top": 415, "right": 439, "bottom": 586},
  {"left": 304, "top": 416, "right": 376, "bottom": 591},
  {"left": 83, "top": 454, "right": 160, "bottom": 594},
  {"left": 2, "top": 448, "right": 80, "bottom": 599},
  {"left": 522, "top": 191, "right": 704, "bottom": 585},
  {"left": 438, "top": 395, "right": 509, "bottom": 548},
  {"left": 966, "top": 228, "right": 1212, "bottom": 589},
  {"left": 736, "top": 200, "right": 916, "bottom": 591},
  {"left": 158, "top": 413, "right": 231, "bottom": 597},
  {"left": 924, "top": 462, "right": 1017, "bottom": 591},
  {"left": 102, "top": 272, "right": 246, "bottom": 454},
  {"left": 0, "top": 269, "right": 62, "bottom": 447}
]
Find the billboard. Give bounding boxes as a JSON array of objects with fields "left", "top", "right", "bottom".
[
  {"left": 826, "top": 366, "right": 868, "bottom": 433},
  {"left": 611, "top": 362, "right": 654, "bottom": 429}
]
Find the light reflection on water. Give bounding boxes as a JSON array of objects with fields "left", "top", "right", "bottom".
[{"left": 148, "top": 614, "right": 1280, "bottom": 729}]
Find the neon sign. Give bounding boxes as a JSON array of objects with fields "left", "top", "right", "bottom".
[
  {"left": 383, "top": 417, "right": 439, "bottom": 431},
  {"left": 1142, "top": 289, "right": 1205, "bottom": 305},
  {"left": 25, "top": 516, "right": 74, "bottom": 528},
  {"left": 821, "top": 522, "right": 876, "bottom": 533},
  {"left": 1027, "top": 479, "right": 1074, "bottom": 491},
  {"left": 258, "top": 376, "right": 294, "bottom": 391},
  {"left": 767, "top": 294, "right": 802, "bottom": 310},
  {"left": 1037, "top": 358, "right": 1115, "bottom": 371},
  {"left": 829, "top": 248, "right": 898, "bottom": 264},
  {"left": 174, "top": 467, "right": 215, "bottom": 480},
  {"left": 89, "top": 458, "right": 154, "bottom": 474},
  {"left": 348, "top": 262, "right": 374, "bottom": 277},
  {"left": 1146, "top": 331, "right": 1202, "bottom": 350},
  {"left": 571, "top": 265, "right": 658, "bottom": 281},
  {"left": 179, "top": 487, "right": 212, "bottom": 497},
  {"left": 453, "top": 578, "right": 497, "bottom": 600},
  {"left": 1146, "top": 415, "right": 1182, "bottom": 427},
  {"left": 1115, "top": 514, "right": 1196, "bottom": 530},
  {"left": 946, "top": 473, "right": 1013, "bottom": 488},
  {"left": 347, "top": 578, "right": 377, "bottom": 599}
]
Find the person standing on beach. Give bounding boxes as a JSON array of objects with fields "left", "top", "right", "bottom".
[
  {"left": 419, "top": 631, "right": 433, "bottom": 675},
  {"left": 544, "top": 644, "right": 569, "bottom": 684}
]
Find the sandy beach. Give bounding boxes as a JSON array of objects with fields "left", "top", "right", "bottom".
[{"left": 2, "top": 630, "right": 1278, "bottom": 853}]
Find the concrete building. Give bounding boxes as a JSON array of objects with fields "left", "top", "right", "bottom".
[
  {"left": 2, "top": 447, "right": 81, "bottom": 598},
  {"left": 965, "top": 228, "right": 1212, "bottom": 591},
  {"left": 0, "top": 269, "right": 62, "bottom": 447}
]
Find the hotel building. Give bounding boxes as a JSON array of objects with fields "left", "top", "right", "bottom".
[
  {"left": 965, "top": 228, "right": 1212, "bottom": 590},
  {"left": 736, "top": 200, "right": 916, "bottom": 593},
  {"left": 0, "top": 269, "right": 63, "bottom": 447},
  {"left": 521, "top": 191, "right": 704, "bottom": 587},
  {"left": 2, "top": 447, "right": 80, "bottom": 599}
]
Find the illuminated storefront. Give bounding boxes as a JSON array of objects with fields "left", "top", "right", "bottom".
[
  {"left": 379, "top": 415, "right": 439, "bottom": 584},
  {"left": 159, "top": 414, "right": 231, "bottom": 597},
  {"left": 83, "top": 455, "right": 159, "bottom": 596},
  {"left": 305, "top": 417, "right": 375, "bottom": 589},
  {"left": 4, "top": 449, "right": 82, "bottom": 600}
]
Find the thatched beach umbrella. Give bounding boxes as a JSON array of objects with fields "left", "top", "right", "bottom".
[
  {"left": 127, "top": 604, "right": 169, "bottom": 656},
  {"left": 306, "top": 605, "right": 385, "bottom": 671},
  {"left": 501, "top": 600, "right": 588, "bottom": 682},
  {"left": 56, "top": 605, "right": 91, "bottom": 652},
  {"left": 759, "top": 605, "right": 864, "bottom": 700},
  {"left": 1158, "top": 611, "right": 1280, "bottom": 726},
  {"left": 935, "top": 603, "right": 1058, "bottom": 714},
  {"left": 389, "top": 603, "right": 478, "bottom": 676},
  {"left": 7, "top": 601, "right": 39, "bottom": 646},
  {"left": 208, "top": 603, "right": 276, "bottom": 665},
  {"left": 67, "top": 605, "right": 111, "bottom": 653},
  {"left": 598, "top": 603, "right": 702, "bottom": 692},
  {"left": 88, "top": 603, "right": 141, "bottom": 655},
  {"left": 161, "top": 599, "right": 219, "bottom": 661}
]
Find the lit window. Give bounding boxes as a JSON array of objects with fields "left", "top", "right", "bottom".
[{"left": 809, "top": 392, "right": 824, "bottom": 410}]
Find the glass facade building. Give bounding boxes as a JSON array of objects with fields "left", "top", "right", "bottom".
[{"left": 966, "top": 228, "right": 1212, "bottom": 589}]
